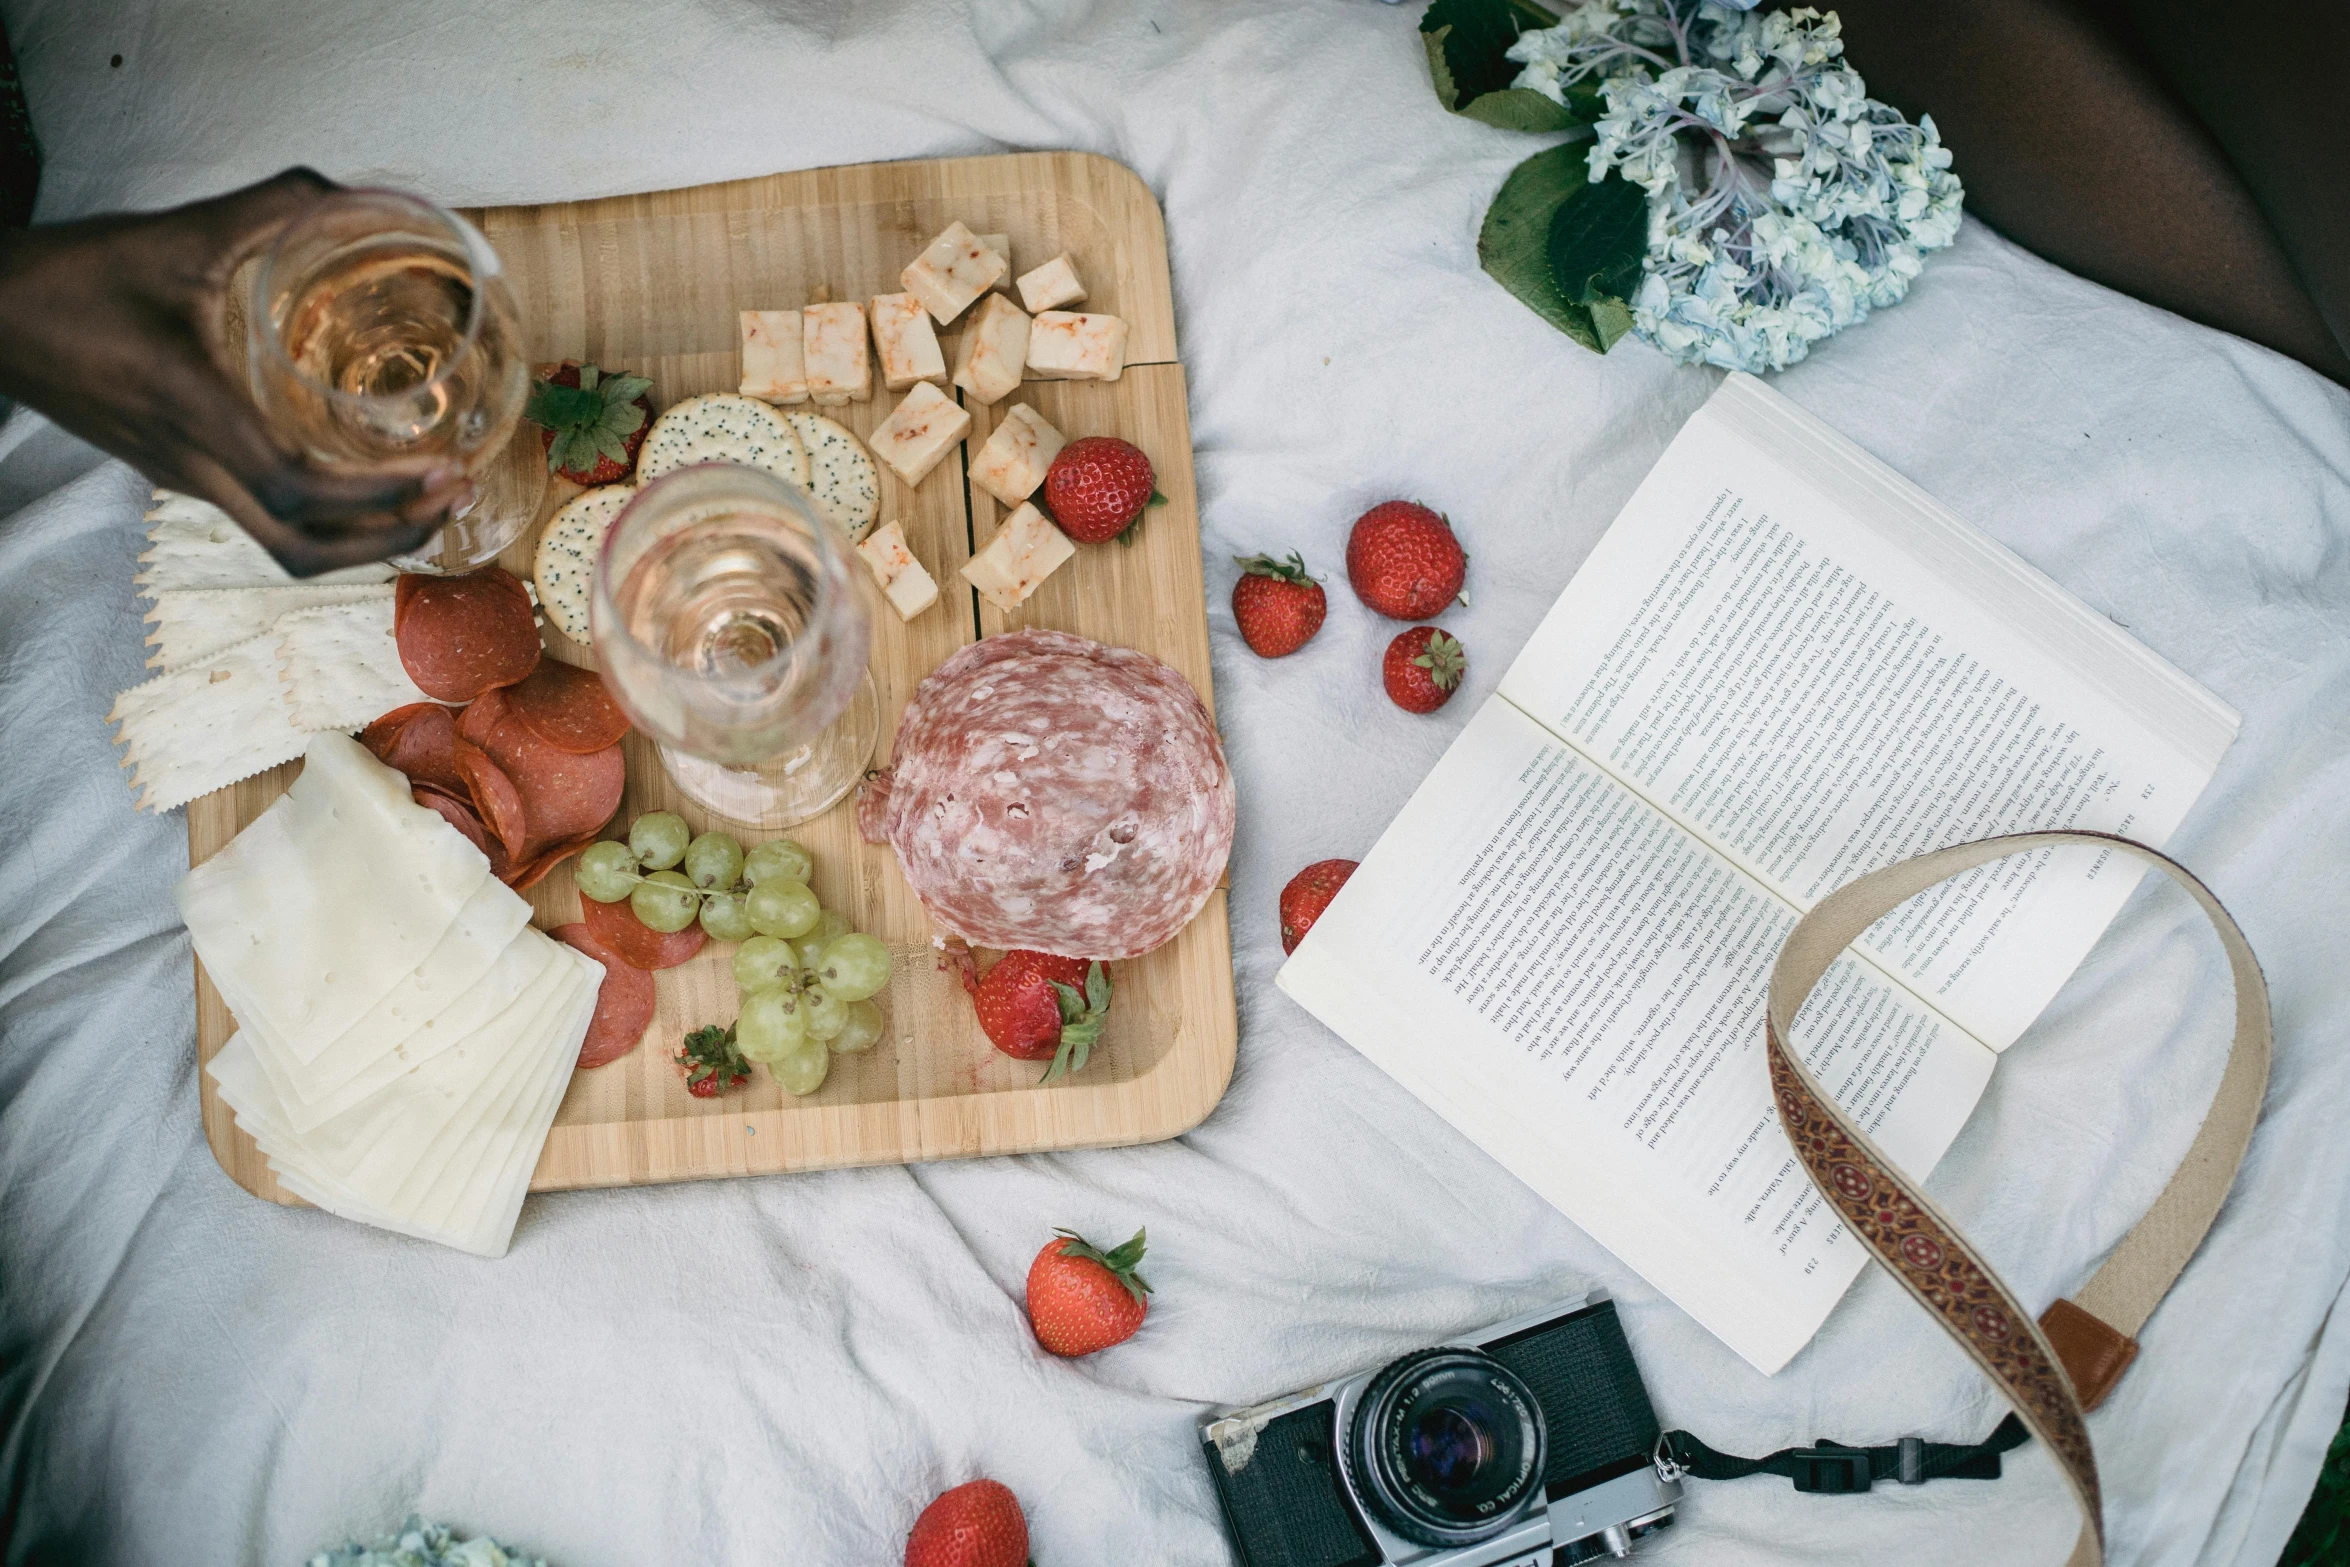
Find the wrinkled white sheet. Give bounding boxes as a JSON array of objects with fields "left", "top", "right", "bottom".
[{"left": 3, "top": 3, "right": 2347, "bottom": 1563}]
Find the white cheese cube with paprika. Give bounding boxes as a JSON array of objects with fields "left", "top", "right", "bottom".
[
  {"left": 1025, "top": 311, "right": 1127, "bottom": 383},
  {"left": 960, "top": 502, "right": 1074, "bottom": 613},
  {"left": 1015, "top": 253, "right": 1087, "bottom": 314},
  {"left": 868, "top": 381, "right": 971, "bottom": 487},
  {"left": 901, "top": 221, "right": 1008, "bottom": 327},
  {"left": 869, "top": 293, "right": 947, "bottom": 391},
  {"left": 739, "top": 310, "right": 809, "bottom": 404},
  {"left": 977, "top": 234, "right": 1012, "bottom": 292},
  {"left": 951, "top": 294, "right": 1031, "bottom": 406},
  {"left": 855, "top": 520, "right": 940, "bottom": 621},
  {"left": 966, "top": 403, "right": 1067, "bottom": 508},
  {"left": 802, "top": 302, "right": 872, "bottom": 405}
]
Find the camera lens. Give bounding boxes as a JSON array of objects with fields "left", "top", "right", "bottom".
[{"left": 1344, "top": 1349, "right": 1546, "bottom": 1548}]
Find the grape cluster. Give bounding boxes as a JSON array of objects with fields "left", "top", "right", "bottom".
[{"left": 575, "top": 811, "right": 894, "bottom": 1097}]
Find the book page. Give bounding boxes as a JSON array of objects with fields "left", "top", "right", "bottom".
[
  {"left": 1498, "top": 375, "right": 2236, "bottom": 1049},
  {"left": 1277, "top": 698, "right": 1995, "bottom": 1375}
]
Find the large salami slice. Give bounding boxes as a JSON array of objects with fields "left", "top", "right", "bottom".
[
  {"left": 859, "top": 629, "right": 1235, "bottom": 960},
  {"left": 393, "top": 568, "right": 541, "bottom": 702},
  {"left": 553, "top": 923, "right": 657, "bottom": 1068}
]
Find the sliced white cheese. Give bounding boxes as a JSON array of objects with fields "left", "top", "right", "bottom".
[
  {"left": 951, "top": 294, "right": 1031, "bottom": 406},
  {"left": 782, "top": 412, "right": 881, "bottom": 543},
  {"left": 138, "top": 490, "right": 398, "bottom": 596},
  {"left": 869, "top": 292, "right": 947, "bottom": 391},
  {"left": 635, "top": 393, "right": 811, "bottom": 488},
  {"left": 739, "top": 308, "right": 809, "bottom": 404},
  {"left": 802, "top": 302, "right": 872, "bottom": 405},
  {"left": 533, "top": 483, "right": 635, "bottom": 643},
  {"left": 967, "top": 403, "right": 1068, "bottom": 509},
  {"left": 961, "top": 501, "right": 1074, "bottom": 613},
  {"left": 1016, "top": 253, "right": 1088, "bottom": 314},
  {"left": 868, "top": 382, "right": 971, "bottom": 488},
  {"left": 109, "top": 629, "right": 309, "bottom": 813},
  {"left": 1027, "top": 311, "right": 1128, "bottom": 382},
  {"left": 277, "top": 597, "right": 431, "bottom": 733},
  {"left": 148, "top": 583, "right": 391, "bottom": 671},
  {"left": 900, "top": 221, "right": 1007, "bottom": 326},
  {"left": 855, "top": 520, "right": 939, "bottom": 621}
]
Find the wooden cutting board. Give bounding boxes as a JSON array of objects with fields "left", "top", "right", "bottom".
[{"left": 190, "top": 152, "right": 1237, "bottom": 1202}]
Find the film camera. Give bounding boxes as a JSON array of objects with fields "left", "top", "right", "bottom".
[{"left": 1200, "top": 1292, "right": 1680, "bottom": 1567}]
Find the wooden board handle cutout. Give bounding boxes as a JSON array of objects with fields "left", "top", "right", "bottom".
[{"left": 1766, "top": 831, "right": 2271, "bottom": 1567}]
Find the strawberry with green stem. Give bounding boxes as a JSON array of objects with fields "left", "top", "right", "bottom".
[
  {"left": 526, "top": 362, "right": 656, "bottom": 485},
  {"left": 971, "top": 950, "right": 1112, "bottom": 1082},
  {"left": 1384, "top": 626, "right": 1466, "bottom": 713},
  {"left": 1025, "top": 1227, "right": 1152, "bottom": 1356},
  {"left": 675, "top": 1021, "right": 751, "bottom": 1098}
]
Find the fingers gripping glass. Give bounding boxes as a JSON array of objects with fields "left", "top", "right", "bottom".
[
  {"left": 592, "top": 464, "right": 880, "bottom": 827},
  {"left": 246, "top": 188, "right": 529, "bottom": 572}
]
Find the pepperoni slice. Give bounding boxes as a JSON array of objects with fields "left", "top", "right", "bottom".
[
  {"left": 413, "top": 786, "right": 492, "bottom": 860},
  {"left": 455, "top": 684, "right": 507, "bottom": 749},
  {"left": 475, "top": 712, "right": 625, "bottom": 855},
  {"left": 361, "top": 701, "right": 438, "bottom": 758},
  {"left": 393, "top": 568, "right": 542, "bottom": 702},
  {"left": 454, "top": 739, "right": 529, "bottom": 861},
  {"left": 579, "top": 889, "right": 708, "bottom": 970},
  {"left": 504, "top": 659, "right": 632, "bottom": 755},
  {"left": 504, "top": 829, "right": 600, "bottom": 892},
  {"left": 553, "top": 922, "right": 657, "bottom": 1068},
  {"left": 372, "top": 704, "right": 466, "bottom": 797}
]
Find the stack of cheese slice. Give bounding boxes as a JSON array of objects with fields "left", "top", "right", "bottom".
[{"left": 186, "top": 733, "right": 604, "bottom": 1256}]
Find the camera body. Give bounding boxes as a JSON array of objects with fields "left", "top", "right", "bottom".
[{"left": 1200, "top": 1292, "right": 1680, "bottom": 1567}]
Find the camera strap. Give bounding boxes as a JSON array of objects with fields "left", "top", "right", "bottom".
[
  {"left": 1761, "top": 832, "right": 2270, "bottom": 1567},
  {"left": 1659, "top": 1412, "right": 2029, "bottom": 1493}
]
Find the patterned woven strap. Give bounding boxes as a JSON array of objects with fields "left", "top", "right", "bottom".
[{"left": 1766, "top": 831, "right": 2271, "bottom": 1567}]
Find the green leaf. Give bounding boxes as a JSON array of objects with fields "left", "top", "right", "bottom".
[
  {"left": 1477, "top": 142, "right": 1604, "bottom": 349},
  {"left": 1589, "top": 294, "right": 1636, "bottom": 351},
  {"left": 1547, "top": 171, "right": 1647, "bottom": 307},
  {"left": 1456, "top": 86, "right": 1583, "bottom": 133},
  {"left": 601, "top": 372, "right": 653, "bottom": 409},
  {"left": 1420, "top": 0, "right": 1559, "bottom": 114},
  {"left": 524, "top": 379, "right": 603, "bottom": 435}
]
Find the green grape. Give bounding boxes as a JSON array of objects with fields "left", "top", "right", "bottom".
[
  {"left": 683, "top": 831, "right": 745, "bottom": 891},
  {"left": 792, "top": 935, "right": 831, "bottom": 973},
  {"left": 771, "top": 1040, "right": 831, "bottom": 1096},
  {"left": 803, "top": 982, "right": 849, "bottom": 1041},
  {"left": 831, "top": 998, "right": 884, "bottom": 1055},
  {"left": 629, "top": 811, "right": 691, "bottom": 870},
  {"left": 814, "top": 932, "right": 891, "bottom": 1002},
  {"left": 737, "top": 988, "right": 809, "bottom": 1063},
  {"left": 575, "top": 841, "right": 639, "bottom": 903},
  {"left": 732, "top": 935, "right": 799, "bottom": 993},
  {"left": 745, "top": 878, "right": 821, "bottom": 939},
  {"left": 742, "top": 838, "right": 814, "bottom": 888},
  {"left": 816, "top": 908, "right": 852, "bottom": 942},
  {"left": 630, "top": 869, "right": 700, "bottom": 933},
  {"left": 698, "top": 890, "right": 755, "bottom": 943}
]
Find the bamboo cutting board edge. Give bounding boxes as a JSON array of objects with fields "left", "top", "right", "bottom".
[{"left": 187, "top": 151, "right": 1237, "bottom": 1208}]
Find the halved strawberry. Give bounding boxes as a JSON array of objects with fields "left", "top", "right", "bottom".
[
  {"left": 675, "top": 1022, "right": 751, "bottom": 1098},
  {"left": 526, "top": 362, "right": 655, "bottom": 485}
]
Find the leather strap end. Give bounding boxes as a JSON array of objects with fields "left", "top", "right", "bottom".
[{"left": 2039, "top": 1298, "right": 2139, "bottom": 1411}]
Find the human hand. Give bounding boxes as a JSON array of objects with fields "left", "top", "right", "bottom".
[{"left": 0, "top": 168, "right": 477, "bottom": 576}]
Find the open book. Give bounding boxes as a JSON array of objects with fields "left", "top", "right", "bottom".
[{"left": 1277, "top": 373, "right": 2238, "bottom": 1374}]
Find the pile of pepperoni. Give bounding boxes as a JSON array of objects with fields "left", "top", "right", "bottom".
[
  {"left": 551, "top": 895, "right": 709, "bottom": 1068},
  {"left": 361, "top": 567, "right": 630, "bottom": 892}
]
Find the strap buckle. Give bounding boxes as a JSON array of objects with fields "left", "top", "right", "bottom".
[{"left": 1786, "top": 1444, "right": 1876, "bottom": 1494}]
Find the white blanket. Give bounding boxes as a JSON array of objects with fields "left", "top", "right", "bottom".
[{"left": 3, "top": 3, "right": 2346, "bottom": 1563}]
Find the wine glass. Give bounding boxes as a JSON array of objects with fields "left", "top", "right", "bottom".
[
  {"left": 591, "top": 463, "right": 881, "bottom": 826},
  {"left": 246, "top": 188, "right": 530, "bottom": 573}
]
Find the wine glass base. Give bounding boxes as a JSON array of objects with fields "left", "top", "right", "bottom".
[{"left": 657, "top": 671, "right": 882, "bottom": 829}]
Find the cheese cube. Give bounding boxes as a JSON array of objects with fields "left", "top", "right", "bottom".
[
  {"left": 855, "top": 520, "right": 940, "bottom": 621},
  {"left": 739, "top": 310, "right": 809, "bottom": 404},
  {"left": 950, "top": 294, "right": 1031, "bottom": 406},
  {"left": 868, "top": 382, "right": 971, "bottom": 487},
  {"left": 869, "top": 293, "right": 947, "bottom": 392},
  {"left": 961, "top": 502, "right": 1074, "bottom": 613},
  {"left": 1016, "top": 253, "right": 1087, "bottom": 314},
  {"left": 966, "top": 403, "right": 1067, "bottom": 508},
  {"left": 802, "top": 302, "right": 871, "bottom": 405},
  {"left": 1025, "top": 311, "right": 1127, "bottom": 383},
  {"left": 977, "top": 234, "right": 1012, "bottom": 292},
  {"left": 901, "top": 221, "right": 1009, "bottom": 327}
]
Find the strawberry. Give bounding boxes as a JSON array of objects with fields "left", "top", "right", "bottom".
[
  {"left": 1231, "top": 552, "right": 1327, "bottom": 658},
  {"left": 904, "top": 1479, "right": 1030, "bottom": 1567},
  {"left": 674, "top": 1022, "right": 750, "bottom": 1098},
  {"left": 1384, "top": 627, "right": 1466, "bottom": 714},
  {"left": 1043, "top": 436, "right": 1161, "bottom": 544},
  {"left": 525, "top": 362, "right": 656, "bottom": 485},
  {"left": 1279, "top": 859, "right": 1359, "bottom": 954},
  {"left": 1346, "top": 500, "right": 1467, "bottom": 620},
  {"left": 972, "top": 951, "right": 1112, "bottom": 1082},
  {"left": 1025, "top": 1227, "right": 1151, "bottom": 1357}
]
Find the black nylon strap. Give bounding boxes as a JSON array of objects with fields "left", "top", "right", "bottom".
[{"left": 1661, "top": 1413, "right": 2030, "bottom": 1494}]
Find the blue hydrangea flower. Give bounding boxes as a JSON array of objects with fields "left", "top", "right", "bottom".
[
  {"left": 308, "top": 1515, "right": 550, "bottom": 1567},
  {"left": 1507, "top": 2, "right": 1962, "bottom": 372}
]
